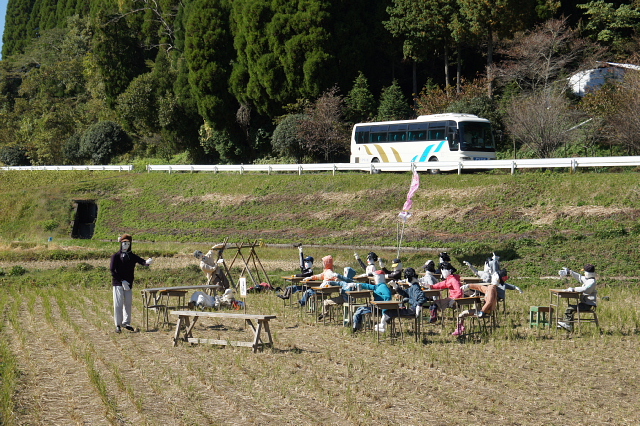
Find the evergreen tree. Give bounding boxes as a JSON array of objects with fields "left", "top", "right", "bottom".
[
  {"left": 345, "top": 71, "right": 376, "bottom": 124},
  {"left": 3, "top": 0, "right": 37, "bottom": 56},
  {"left": 377, "top": 80, "right": 412, "bottom": 121},
  {"left": 92, "top": 10, "right": 147, "bottom": 108}
]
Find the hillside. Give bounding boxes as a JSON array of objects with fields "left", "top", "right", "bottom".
[{"left": 1, "top": 169, "right": 639, "bottom": 277}]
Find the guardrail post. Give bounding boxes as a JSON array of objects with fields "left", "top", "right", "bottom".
[
  {"left": 168, "top": 166, "right": 172, "bottom": 174},
  {"left": 458, "top": 162, "right": 462, "bottom": 175},
  {"left": 411, "top": 162, "right": 416, "bottom": 174},
  {"left": 240, "top": 165, "right": 244, "bottom": 175},
  {"left": 268, "top": 166, "right": 272, "bottom": 175},
  {"left": 370, "top": 164, "right": 374, "bottom": 174},
  {"left": 511, "top": 161, "right": 516, "bottom": 175},
  {"left": 298, "top": 165, "right": 302, "bottom": 175},
  {"left": 190, "top": 166, "right": 194, "bottom": 173},
  {"left": 332, "top": 164, "right": 336, "bottom": 176},
  {"left": 571, "top": 159, "right": 577, "bottom": 173}
]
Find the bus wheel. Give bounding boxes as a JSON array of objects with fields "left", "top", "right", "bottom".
[
  {"left": 371, "top": 158, "right": 380, "bottom": 163},
  {"left": 428, "top": 157, "right": 440, "bottom": 174}
]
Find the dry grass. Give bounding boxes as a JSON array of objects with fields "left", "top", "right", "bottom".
[{"left": 2, "top": 276, "right": 640, "bottom": 425}]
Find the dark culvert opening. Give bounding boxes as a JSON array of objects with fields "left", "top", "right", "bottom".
[{"left": 72, "top": 200, "right": 98, "bottom": 239}]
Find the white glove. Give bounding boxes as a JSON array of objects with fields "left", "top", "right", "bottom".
[
  {"left": 567, "top": 287, "right": 575, "bottom": 292},
  {"left": 461, "top": 284, "right": 470, "bottom": 291},
  {"left": 121, "top": 280, "right": 131, "bottom": 290},
  {"left": 145, "top": 257, "right": 154, "bottom": 266},
  {"left": 298, "top": 246, "right": 303, "bottom": 253},
  {"left": 415, "top": 305, "right": 423, "bottom": 318},
  {"left": 354, "top": 253, "right": 360, "bottom": 260},
  {"left": 217, "top": 258, "right": 225, "bottom": 264},
  {"left": 559, "top": 267, "right": 569, "bottom": 277},
  {"left": 515, "top": 286, "right": 523, "bottom": 294}
]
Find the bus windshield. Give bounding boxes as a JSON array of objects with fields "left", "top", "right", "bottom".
[{"left": 458, "top": 122, "right": 494, "bottom": 151}]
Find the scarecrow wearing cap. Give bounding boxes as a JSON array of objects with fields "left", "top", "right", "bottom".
[
  {"left": 110, "top": 234, "right": 153, "bottom": 333},
  {"left": 557, "top": 264, "right": 597, "bottom": 332}
]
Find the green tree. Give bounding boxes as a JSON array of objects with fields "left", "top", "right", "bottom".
[
  {"left": 377, "top": 80, "right": 412, "bottom": 121},
  {"left": 457, "top": 0, "right": 537, "bottom": 97},
  {"left": 578, "top": 1, "right": 640, "bottom": 53},
  {"left": 271, "top": 113, "right": 306, "bottom": 161},
  {"left": 3, "top": 0, "right": 38, "bottom": 56},
  {"left": 91, "top": 10, "right": 147, "bottom": 108},
  {"left": 385, "top": 0, "right": 457, "bottom": 92},
  {"left": 79, "top": 121, "right": 133, "bottom": 164},
  {"left": 344, "top": 71, "right": 376, "bottom": 124}
]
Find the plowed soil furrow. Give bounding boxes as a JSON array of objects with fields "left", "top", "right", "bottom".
[{"left": 8, "top": 295, "right": 112, "bottom": 425}]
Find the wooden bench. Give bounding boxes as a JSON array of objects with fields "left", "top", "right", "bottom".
[{"left": 170, "top": 310, "right": 276, "bottom": 353}]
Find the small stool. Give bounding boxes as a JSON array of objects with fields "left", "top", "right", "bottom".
[{"left": 529, "top": 306, "right": 553, "bottom": 328}]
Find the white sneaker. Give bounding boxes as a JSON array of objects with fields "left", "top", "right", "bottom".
[
  {"left": 374, "top": 323, "right": 387, "bottom": 333},
  {"left": 557, "top": 321, "right": 573, "bottom": 331}
]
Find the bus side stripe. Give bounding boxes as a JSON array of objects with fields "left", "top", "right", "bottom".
[
  {"left": 434, "top": 141, "right": 446, "bottom": 153},
  {"left": 373, "top": 144, "right": 390, "bottom": 162},
  {"left": 364, "top": 145, "right": 373, "bottom": 155},
  {"left": 390, "top": 147, "right": 402, "bottom": 162},
  {"left": 418, "top": 145, "right": 434, "bottom": 162}
]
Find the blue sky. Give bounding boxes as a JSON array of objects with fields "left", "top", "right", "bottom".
[{"left": 0, "top": 0, "right": 6, "bottom": 59}]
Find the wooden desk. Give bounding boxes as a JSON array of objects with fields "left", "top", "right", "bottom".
[
  {"left": 141, "top": 284, "right": 222, "bottom": 331},
  {"left": 280, "top": 277, "right": 321, "bottom": 308},
  {"left": 311, "top": 286, "right": 341, "bottom": 323},
  {"left": 460, "top": 276, "right": 485, "bottom": 284},
  {"left": 370, "top": 300, "right": 404, "bottom": 343},
  {"left": 171, "top": 310, "right": 276, "bottom": 353},
  {"left": 344, "top": 290, "right": 373, "bottom": 327},
  {"left": 549, "top": 289, "right": 580, "bottom": 332}
]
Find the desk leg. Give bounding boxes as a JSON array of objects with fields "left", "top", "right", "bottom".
[
  {"left": 248, "top": 319, "right": 264, "bottom": 353},
  {"left": 184, "top": 316, "right": 198, "bottom": 341},
  {"left": 262, "top": 320, "right": 273, "bottom": 347},
  {"left": 173, "top": 316, "right": 183, "bottom": 347}
]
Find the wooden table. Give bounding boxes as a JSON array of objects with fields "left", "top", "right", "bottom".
[
  {"left": 344, "top": 290, "right": 373, "bottom": 327},
  {"left": 549, "top": 289, "right": 580, "bottom": 332},
  {"left": 460, "top": 276, "right": 485, "bottom": 284},
  {"left": 310, "top": 286, "right": 341, "bottom": 323},
  {"left": 279, "top": 277, "right": 321, "bottom": 308},
  {"left": 141, "top": 284, "right": 222, "bottom": 330},
  {"left": 170, "top": 310, "right": 276, "bottom": 353},
  {"left": 370, "top": 300, "right": 404, "bottom": 343}
]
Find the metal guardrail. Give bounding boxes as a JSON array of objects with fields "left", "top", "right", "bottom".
[
  {"left": 146, "top": 156, "right": 640, "bottom": 175},
  {"left": 2, "top": 157, "right": 639, "bottom": 174},
  {"left": 0, "top": 165, "right": 133, "bottom": 171}
]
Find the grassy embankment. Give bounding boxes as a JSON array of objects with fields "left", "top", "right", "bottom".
[{"left": 1, "top": 169, "right": 639, "bottom": 278}]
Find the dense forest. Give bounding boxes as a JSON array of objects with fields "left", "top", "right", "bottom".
[{"left": 0, "top": 0, "right": 640, "bottom": 166}]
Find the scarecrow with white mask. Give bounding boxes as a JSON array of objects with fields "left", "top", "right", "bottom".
[
  {"left": 354, "top": 251, "right": 379, "bottom": 276},
  {"left": 110, "top": 234, "right": 153, "bottom": 333},
  {"left": 557, "top": 264, "right": 598, "bottom": 332},
  {"left": 352, "top": 270, "right": 393, "bottom": 332},
  {"left": 420, "top": 259, "right": 439, "bottom": 287},
  {"left": 276, "top": 246, "right": 314, "bottom": 300},
  {"left": 463, "top": 254, "right": 523, "bottom": 299},
  {"left": 427, "top": 262, "right": 463, "bottom": 326},
  {"left": 385, "top": 258, "right": 404, "bottom": 282}
]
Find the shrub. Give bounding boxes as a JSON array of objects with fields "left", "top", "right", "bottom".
[
  {"left": 271, "top": 114, "right": 306, "bottom": 162},
  {"left": 42, "top": 220, "right": 59, "bottom": 231},
  {"left": 0, "top": 145, "right": 30, "bottom": 166},
  {"left": 9, "top": 266, "right": 26, "bottom": 276},
  {"left": 76, "top": 262, "right": 94, "bottom": 271},
  {"left": 80, "top": 121, "right": 133, "bottom": 164}
]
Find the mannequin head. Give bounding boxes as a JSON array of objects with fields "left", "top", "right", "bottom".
[
  {"left": 303, "top": 256, "right": 314, "bottom": 270},
  {"left": 119, "top": 234, "right": 132, "bottom": 252}
]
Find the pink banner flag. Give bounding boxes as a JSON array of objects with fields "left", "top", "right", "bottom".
[{"left": 398, "top": 170, "right": 419, "bottom": 222}]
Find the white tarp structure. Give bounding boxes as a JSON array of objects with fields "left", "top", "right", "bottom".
[{"left": 569, "top": 62, "right": 640, "bottom": 97}]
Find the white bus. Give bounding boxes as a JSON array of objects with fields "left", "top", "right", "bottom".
[{"left": 349, "top": 113, "right": 497, "bottom": 167}]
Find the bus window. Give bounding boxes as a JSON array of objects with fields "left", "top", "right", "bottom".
[
  {"left": 428, "top": 128, "right": 445, "bottom": 140},
  {"left": 459, "top": 122, "right": 495, "bottom": 151},
  {"left": 389, "top": 131, "right": 406, "bottom": 142},
  {"left": 370, "top": 132, "right": 387, "bottom": 142}
]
